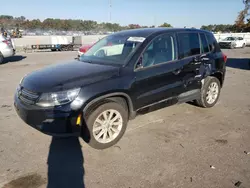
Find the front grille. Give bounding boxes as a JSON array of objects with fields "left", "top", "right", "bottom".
[
  {"left": 19, "top": 88, "right": 40, "bottom": 105},
  {"left": 219, "top": 42, "right": 230, "bottom": 46}
]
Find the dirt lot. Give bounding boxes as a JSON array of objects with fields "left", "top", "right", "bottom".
[{"left": 0, "top": 49, "right": 250, "bottom": 188}]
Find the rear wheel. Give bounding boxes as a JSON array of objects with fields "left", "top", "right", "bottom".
[
  {"left": 0, "top": 52, "right": 4, "bottom": 64},
  {"left": 195, "top": 77, "right": 221, "bottom": 108},
  {"left": 83, "top": 102, "right": 128, "bottom": 149}
]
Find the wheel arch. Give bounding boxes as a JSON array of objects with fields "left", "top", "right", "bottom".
[
  {"left": 210, "top": 71, "right": 224, "bottom": 87},
  {"left": 83, "top": 92, "right": 136, "bottom": 120}
]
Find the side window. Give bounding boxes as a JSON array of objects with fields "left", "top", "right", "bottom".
[
  {"left": 206, "top": 33, "right": 221, "bottom": 53},
  {"left": 178, "top": 33, "right": 200, "bottom": 58},
  {"left": 200, "top": 33, "right": 209, "bottom": 53},
  {"left": 141, "top": 34, "right": 176, "bottom": 68}
]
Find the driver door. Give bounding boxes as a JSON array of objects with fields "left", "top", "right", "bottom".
[{"left": 131, "top": 33, "right": 185, "bottom": 110}]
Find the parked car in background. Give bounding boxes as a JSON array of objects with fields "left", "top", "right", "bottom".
[
  {"left": 77, "top": 43, "right": 94, "bottom": 58},
  {"left": 14, "top": 28, "right": 227, "bottom": 149},
  {"left": 0, "top": 35, "right": 15, "bottom": 64},
  {"left": 219, "top": 36, "right": 246, "bottom": 49}
]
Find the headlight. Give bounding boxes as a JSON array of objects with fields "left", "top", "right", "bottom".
[
  {"left": 19, "top": 75, "right": 25, "bottom": 84},
  {"left": 16, "top": 76, "right": 24, "bottom": 91},
  {"left": 36, "top": 88, "right": 81, "bottom": 107}
]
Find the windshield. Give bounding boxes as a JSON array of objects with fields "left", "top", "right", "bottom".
[
  {"left": 223, "top": 37, "right": 236, "bottom": 41},
  {"left": 79, "top": 35, "right": 145, "bottom": 65}
]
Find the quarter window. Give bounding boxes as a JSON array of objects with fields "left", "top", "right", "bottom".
[
  {"left": 141, "top": 34, "right": 176, "bottom": 68},
  {"left": 178, "top": 33, "right": 200, "bottom": 58},
  {"left": 206, "top": 33, "right": 221, "bottom": 53},
  {"left": 200, "top": 33, "right": 210, "bottom": 53}
]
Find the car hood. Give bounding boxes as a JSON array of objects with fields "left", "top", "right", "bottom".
[
  {"left": 220, "top": 40, "right": 234, "bottom": 43},
  {"left": 21, "top": 60, "right": 120, "bottom": 92}
]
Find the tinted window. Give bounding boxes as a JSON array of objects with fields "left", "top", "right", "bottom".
[
  {"left": 141, "top": 34, "right": 176, "bottom": 68},
  {"left": 206, "top": 33, "right": 221, "bottom": 53},
  {"left": 200, "top": 33, "right": 209, "bottom": 53},
  {"left": 178, "top": 33, "right": 200, "bottom": 58},
  {"left": 224, "top": 37, "right": 236, "bottom": 41}
]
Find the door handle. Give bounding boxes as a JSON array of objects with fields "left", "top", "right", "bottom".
[
  {"left": 172, "top": 68, "right": 182, "bottom": 75},
  {"left": 192, "top": 56, "right": 210, "bottom": 65}
]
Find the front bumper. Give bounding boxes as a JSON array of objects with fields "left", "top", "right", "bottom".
[
  {"left": 219, "top": 42, "right": 235, "bottom": 49},
  {"left": 14, "top": 94, "right": 82, "bottom": 137}
]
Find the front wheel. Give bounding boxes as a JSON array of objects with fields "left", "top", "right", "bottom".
[
  {"left": 84, "top": 102, "right": 128, "bottom": 149},
  {"left": 195, "top": 77, "right": 221, "bottom": 108}
]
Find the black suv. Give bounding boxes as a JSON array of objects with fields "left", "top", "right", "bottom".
[{"left": 14, "top": 28, "right": 227, "bottom": 149}]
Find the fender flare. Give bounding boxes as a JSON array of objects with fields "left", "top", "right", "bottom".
[{"left": 83, "top": 92, "right": 136, "bottom": 119}]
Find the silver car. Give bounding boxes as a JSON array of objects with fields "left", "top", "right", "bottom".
[{"left": 0, "top": 35, "right": 15, "bottom": 64}]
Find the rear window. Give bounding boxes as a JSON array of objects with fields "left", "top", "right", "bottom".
[
  {"left": 178, "top": 33, "right": 200, "bottom": 58},
  {"left": 206, "top": 33, "right": 221, "bottom": 53}
]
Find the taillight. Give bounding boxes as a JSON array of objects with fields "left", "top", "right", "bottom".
[
  {"left": 79, "top": 47, "right": 86, "bottom": 53},
  {"left": 2, "top": 40, "right": 9, "bottom": 45},
  {"left": 222, "top": 53, "right": 227, "bottom": 63}
]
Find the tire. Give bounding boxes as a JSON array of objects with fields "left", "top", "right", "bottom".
[
  {"left": 83, "top": 102, "right": 128, "bottom": 149},
  {"left": 195, "top": 76, "right": 221, "bottom": 108},
  {"left": 0, "top": 52, "right": 4, "bottom": 64}
]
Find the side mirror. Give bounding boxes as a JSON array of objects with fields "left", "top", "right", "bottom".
[{"left": 136, "top": 56, "right": 143, "bottom": 69}]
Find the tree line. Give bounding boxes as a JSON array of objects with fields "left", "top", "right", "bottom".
[
  {"left": 2, "top": 14, "right": 249, "bottom": 33},
  {"left": 0, "top": 15, "right": 172, "bottom": 32},
  {"left": 201, "top": 22, "right": 250, "bottom": 33},
  {"left": 201, "top": 10, "right": 250, "bottom": 33}
]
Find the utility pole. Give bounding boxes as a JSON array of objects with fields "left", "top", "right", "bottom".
[
  {"left": 154, "top": 16, "right": 156, "bottom": 28},
  {"left": 109, "top": 0, "right": 112, "bottom": 23}
]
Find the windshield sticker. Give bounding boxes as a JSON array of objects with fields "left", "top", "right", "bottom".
[{"left": 127, "top": 37, "right": 145, "bottom": 43}]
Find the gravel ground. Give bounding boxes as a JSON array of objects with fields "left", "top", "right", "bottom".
[{"left": 0, "top": 49, "right": 249, "bottom": 188}]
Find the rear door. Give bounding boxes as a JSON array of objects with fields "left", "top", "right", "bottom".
[
  {"left": 237, "top": 37, "right": 244, "bottom": 47},
  {"left": 176, "top": 32, "right": 204, "bottom": 92},
  {"left": 131, "top": 33, "right": 184, "bottom": 110}
]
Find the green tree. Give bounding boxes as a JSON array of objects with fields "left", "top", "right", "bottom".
[{"left": 159, "top": 22, "right": 172, "bottom": 27}]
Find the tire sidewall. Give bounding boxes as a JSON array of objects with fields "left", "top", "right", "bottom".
[
  {"left": 85, "top": 102, "right": 128, "bottom": 149},
  {"left": 0, "top": 53, "right": 4, "bottom": 64},
  {"left": 201, "top": 77, "right": 221, "bottom": 108}
]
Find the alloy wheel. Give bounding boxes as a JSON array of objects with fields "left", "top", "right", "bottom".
[
  {"left": 93, "top": 109, "right": 123, "bottom": 144},
  {"left": 206, "top": 82, "right": 219, "bottom": 104}
]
